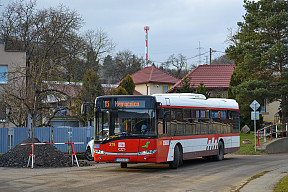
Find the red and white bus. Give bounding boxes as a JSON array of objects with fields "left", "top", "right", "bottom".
[{"left": 92, "top": 93, "right": 240, "bottom": 168}]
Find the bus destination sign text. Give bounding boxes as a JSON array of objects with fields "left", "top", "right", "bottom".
[{"left": 103, "top": 100, "right": 145, "bottom": 108}]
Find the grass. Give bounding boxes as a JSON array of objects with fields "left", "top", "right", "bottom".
[
  {"left": 274, "top": 176, "right": 288, "bottom": 192},
  {"left": 234, "top": 132, "right": 267, "bottom": 155}
]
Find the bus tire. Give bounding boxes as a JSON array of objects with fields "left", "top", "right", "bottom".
[
  {"left": 215, "top": 141, "right": 224, "bottom": 161},
  {"left": 120, "top": 162, "right": 127, "bottom": 168},
  {"left": 179, "top": 145, "right": 183, "bottom": 165},
  {"left": 169, "top": 145, "right": 180, "bottom": 169}
]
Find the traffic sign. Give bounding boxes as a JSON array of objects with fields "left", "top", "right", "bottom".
[
  {"left": 250, "top": 100, "right": 260, "bottom": 111},
  {"left": 251, "top": 111, "right": 260, "bottom": 120}
]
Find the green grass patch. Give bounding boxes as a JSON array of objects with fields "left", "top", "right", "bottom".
[
  {"left": 234, "top": 132, "right": 267, "bottom": 155},
  {"left": 274, "top": 176, "right": 288, "bottom": 192}
]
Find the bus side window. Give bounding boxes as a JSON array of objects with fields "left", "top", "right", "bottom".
[
  {"left": 232, "top": 111, "right": 240, "bottom": 133},
  {"left": 165, "top": 109, "right": 172, "bottom": 136}
]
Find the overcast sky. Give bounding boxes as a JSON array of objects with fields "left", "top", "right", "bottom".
[{"left": 1, "top": 0, "right": 246, "bottom": 66}]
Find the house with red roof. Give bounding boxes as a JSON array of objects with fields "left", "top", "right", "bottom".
[
  {"left": 117, "top": 66, "right": 179, "bottom": 95},
  {"left": 168, "top": 65, "right": 235, "bottom": 98}
]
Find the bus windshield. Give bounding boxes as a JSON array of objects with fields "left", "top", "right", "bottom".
[{"left": 95, "top": 108, "right": 156, "bottom": 141}]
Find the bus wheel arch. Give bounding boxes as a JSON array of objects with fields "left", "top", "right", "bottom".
[{"left": 169, "top": 143, "right": 183, "bottom": 169}]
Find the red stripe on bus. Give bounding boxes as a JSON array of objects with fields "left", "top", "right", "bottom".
[{"left": 162, "top": 105, "right": 239, "bottom": 111}]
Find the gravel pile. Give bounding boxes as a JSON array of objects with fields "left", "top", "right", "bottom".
[{"left": 0, "top": 138, "right": 87, "bottom": 168}]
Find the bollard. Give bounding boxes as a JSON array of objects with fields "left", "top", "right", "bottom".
[
  {"left": 281, "top": 123, "right": 283, "bottom": 137},
  {"left": 276, "top": 124, "right": 278, "bottom": 138}
]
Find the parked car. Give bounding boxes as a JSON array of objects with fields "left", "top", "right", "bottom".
[
  {"left": 85, "top": 139, "right": 95, "bottom": 161},
  {"left": 85, "top": 129, "right": 109, "bottom": 161}
]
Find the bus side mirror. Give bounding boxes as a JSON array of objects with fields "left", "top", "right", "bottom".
[{"left": 81, "top": 104, "right": 87, "bottom": 116}]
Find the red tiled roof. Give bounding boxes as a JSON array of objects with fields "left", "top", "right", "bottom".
[
  {"left": 117, "top": 66, "right": 179, "bottom": 85},
  {"left": 168, "top": 65, "right": 235, "bottom": 92},
  {"left": 133, "top": 89, "right": 142, "bottom": 95},
  {"left": 48, "top": 83, "right": 81, "bottom": 98}
]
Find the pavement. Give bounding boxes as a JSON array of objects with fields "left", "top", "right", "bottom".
[
  {"left": 239, "top": 165, "right": 288, "bottom": 192},
  {"left": 234, "top": 138, "right": 288, "bottom": 192}
]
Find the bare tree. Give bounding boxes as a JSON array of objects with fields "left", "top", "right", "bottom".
[
  {"left": 161, "top": 53, "right": 188, "bottom": 79},
  {"left": 0, "top": 66, "right": 27, "bottom": 127},
  {"left": 0, "top": 0, "right": 116, "bottom": 131},
  {"left": 0, "top": 0, "right": 84, "bottom": 131},
  {"left": 211, "top": 54, "right": 234, "bottom": 65},
  {"left": 114, "top": 50, "right": 144, "bottom": 81},
  {"left": 83, "top": 29, "right": 115, "bottom": 73}
]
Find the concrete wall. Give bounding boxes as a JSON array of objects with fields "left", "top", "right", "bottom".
[
  {"left": 0, "top": 43, "right": 26, "bottom": 128},
  {"left": 135, "top": 83, "right": 173, "bottom": 95},
  {"left": 262, "top": 101, "right": 280, "bottom": 123},
  {"left": 0, "top": 44, "right": 26, "bottom": 75},
  {"left": 266, "top": 137, "right": 288, "bottom": 154},
  {"left": 135, "top": 84, "right": 148, "bottom": 95}
]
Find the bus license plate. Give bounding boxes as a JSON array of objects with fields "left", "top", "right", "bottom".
[{"left": 116, "top": 158, "right": 129, "bottom": 162}]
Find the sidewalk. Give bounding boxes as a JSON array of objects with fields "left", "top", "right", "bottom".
[{"left": 239, "top": 166, "right": 288, "bottom": 192}]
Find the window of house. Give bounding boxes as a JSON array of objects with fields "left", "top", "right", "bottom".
[
  {"left": 162, "top": 85, "right": 169, "bottom": 93},
  {"left": 0, "top": 66, "right": 8, "bottom": 84},
  {"left": 260, "top": 99, "right": 267, "bottom": 113}
]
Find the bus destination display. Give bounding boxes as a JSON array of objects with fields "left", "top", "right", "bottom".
[{"left": 103, "top": 99, "right": 146, "bottom": 108}]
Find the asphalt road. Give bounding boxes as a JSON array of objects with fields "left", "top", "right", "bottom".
[{"left": 0, "top": 154, "right": 288, "bottom": 192}]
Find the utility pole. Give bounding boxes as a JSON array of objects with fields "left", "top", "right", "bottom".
[
  {"left": 209, "top": 48, "right": 216, "bottom": 65},
  {"left": 197, "top": 41, "right": 203, "bottom": 65}
]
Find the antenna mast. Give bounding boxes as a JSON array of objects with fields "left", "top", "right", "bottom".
[{"left": 144, "top": 26, "right": 150, "bottom": 67}]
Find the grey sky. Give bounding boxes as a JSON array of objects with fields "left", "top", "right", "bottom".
[{"left": 2, "top": 0, "right": 246, "bottom": 66}]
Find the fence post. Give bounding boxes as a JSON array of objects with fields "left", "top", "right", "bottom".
[
  {"left": 257, "top": 131, "right": 260, "bottom": 146},
  {"left": 270, "top": 125, "right": 272, "bottom": 140},
  {"left": 9, "top": 127, "right": 12, "bottom": 150}
]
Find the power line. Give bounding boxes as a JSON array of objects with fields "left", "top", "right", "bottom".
[{"left": 149, "top": 49, "right": 223, "bottom": 65}]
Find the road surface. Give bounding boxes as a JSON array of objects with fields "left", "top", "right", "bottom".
[{"left": 0, "top": 154, "right": 288, "bottom": 192}]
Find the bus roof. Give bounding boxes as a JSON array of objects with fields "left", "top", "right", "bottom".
[{"left": 152, "top": 93, "right": 239, "bottom": 110}]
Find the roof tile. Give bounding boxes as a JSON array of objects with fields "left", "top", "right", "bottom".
[
  {"left": 117, "top": 66, "right": 179, "bottom": 85},
  {"left": 168, "top": 65, "right": 235, "bottom": 92}
]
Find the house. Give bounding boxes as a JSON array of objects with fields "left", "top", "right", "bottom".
[
  {"left": 44, "top": 81, "right": 82, "bottom": 127},
  {"left": 0, "top": 43, "right": 26, "bottom": 128},
  {"left": 117, "top": 66, "right": 179, "bottom": 95},
  {"left": 168, "top": 65, "right": 235, "bottom": 98}
]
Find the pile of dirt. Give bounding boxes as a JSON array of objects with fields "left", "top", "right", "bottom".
[{"left": 0, "top": 138, "right": 87, "bottom": 168}]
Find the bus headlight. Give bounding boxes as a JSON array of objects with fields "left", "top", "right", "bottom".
[
  {"left": 138, "top": 150, "right": 157, "bottom": 155},
  {"left": 95, "top": 150, "right": 106, "bottom": 155}
]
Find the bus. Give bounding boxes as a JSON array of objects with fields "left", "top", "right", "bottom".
[{"left": 90, "top": 93, "right": 240, "bottom": 169}]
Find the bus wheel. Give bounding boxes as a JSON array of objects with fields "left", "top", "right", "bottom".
[
  {"left": 120, "top": 162, "right": 127, "bottom": 168},
  {"left": 215, "top": 141, "right": 224, "bottom": 161},
  {"left": 169, "top": 145, "right": 180, "bottom": 169}
]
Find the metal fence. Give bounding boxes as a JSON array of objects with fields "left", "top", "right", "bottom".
[
  {"left": 0, "top": 127, "right": 94, "bottom": 153},
  {"left": 0, "top": 128, "right": 8, "bottom": 153}
]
